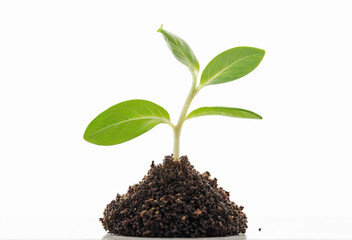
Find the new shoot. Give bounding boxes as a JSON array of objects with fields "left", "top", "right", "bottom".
[{"left": 84, "top": 25, "right": 265, "bottom": 160}]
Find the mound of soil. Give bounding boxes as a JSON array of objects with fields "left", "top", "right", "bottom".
[{"left": 100, "top": 155, "right": 247, "bottom": 237}]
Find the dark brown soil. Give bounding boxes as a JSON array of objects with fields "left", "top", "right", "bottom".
[{"left": 100, "top": 155, "right": 247, "bottom": 237}]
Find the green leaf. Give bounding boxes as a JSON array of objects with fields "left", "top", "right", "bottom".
[
  {"left": 186, "top": 106, "right": 262, "bottom": 120},
  {"left": 84, "top": 99, "right": 171, "bottom": 146},
  {"left": 200, "top": 47, "right": 265, "bottom": 86},
  {"left": 158, "top": 25, "right": 199, "bottom": 73}
]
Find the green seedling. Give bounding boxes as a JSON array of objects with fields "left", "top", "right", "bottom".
[{"left": 84, "top": 25, "right": 265, "bottom": 160}]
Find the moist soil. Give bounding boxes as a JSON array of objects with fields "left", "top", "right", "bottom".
[{"left": 100, "top": 155, "right": 247, "bottom": 237}]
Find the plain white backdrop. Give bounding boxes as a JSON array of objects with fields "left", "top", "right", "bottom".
[{"left": 1, "top": 0, "right": 352, "bottom": 238}]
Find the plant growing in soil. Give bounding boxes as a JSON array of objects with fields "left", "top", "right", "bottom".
[{"left": 84, "top": 25, "right": 265, "bottom": 237}]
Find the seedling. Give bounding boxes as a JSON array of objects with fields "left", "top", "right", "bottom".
[{"left": 84, "top": 25, "right": 265, "bottom": 160}]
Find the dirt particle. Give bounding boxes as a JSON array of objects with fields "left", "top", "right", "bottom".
[
  {"left": 139, "top": 210, "right": 147, "bottom": 217},
  {"left": 193, "top": 209, "right": 202, "bottom": 215}
]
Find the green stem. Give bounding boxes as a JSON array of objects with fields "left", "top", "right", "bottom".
[{"left": 173, "top": 71, "right": 200, "bottom": 160}]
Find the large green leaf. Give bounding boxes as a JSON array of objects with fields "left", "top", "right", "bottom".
[
  {"left": 84, "top": 100, "right": 171, "bottom": 145},
  {"left": 158, "top": 25, "right": 199, "bottom": 73},
  {"left": 200, "top": 47, "right": 265, "bottom": 86},
  {"left": 186, "top": 106, "right": 262, "bottom": 120}
]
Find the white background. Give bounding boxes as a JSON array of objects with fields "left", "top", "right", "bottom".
[{"left": 1, "top": 0, "right": 351, "bottom": 238}]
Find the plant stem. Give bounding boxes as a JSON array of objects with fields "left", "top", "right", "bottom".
[{"left": 173, "top": 71, "right": 200, "bottom": 160}]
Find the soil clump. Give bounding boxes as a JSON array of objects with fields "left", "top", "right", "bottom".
[{"left": 100, "top": 155, "right": 247, "bottom": 237}]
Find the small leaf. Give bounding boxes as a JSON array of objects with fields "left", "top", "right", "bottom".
[
  {"left": 186, "top": 106, "right": 262, "bottom": 120},
  {"left": 158, "top": 25, "right": 199, "bottom": 73},
  {"left": 84, "top": 100, "right": 171, "bottom": 146},
  {"left": 200, "top": 47, "right": 265, "bottom": 86}
]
